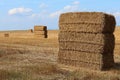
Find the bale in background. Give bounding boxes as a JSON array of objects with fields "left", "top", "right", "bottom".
[
  {"left": 4, "top": 33, "right": 9, "bottom": 37},
  {"left": 34, "top": 25, "right": 47, "bottom": 31},
  {"left": 34, "top": 25, "right": 48, "bottom": 38},
  {"left": 29, "top": 29, "right": 33, "bottom": 33}
]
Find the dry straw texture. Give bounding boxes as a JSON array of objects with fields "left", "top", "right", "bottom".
[
  {"left": 58, "top": 12, "right": 116, "bottom": 70},
  {"left": 59, "top": 12, "right": 116, "bottom": 33},
  {"left": 58, "top": 50, "right": 114, "bottom": 64},
  {"left": 59, "top": 31, "right": 115, "bottom": 44},
  {"left": 59, "top": 41, "right": 114, "bottom": 54}
]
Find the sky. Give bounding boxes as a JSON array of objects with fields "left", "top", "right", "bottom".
[{"left": 0, "top": 0, "right": 120, "bottom": 30}]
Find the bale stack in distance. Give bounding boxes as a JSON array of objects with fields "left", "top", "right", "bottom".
[
  {"left": 4, "top": 33, "right": 9, "bottom": 37},
  {"left": 34, "top": 25, "right": 47, "bottom": 38},
  {"left": 58, "top": 12, "right": 116, "bottom": 70}
]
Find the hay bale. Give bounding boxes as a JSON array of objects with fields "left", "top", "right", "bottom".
[
  {"left": 59, "top": 12, "right": 116, "bottom": 33},
  {"left": 58, "top": 50, "right": 102, "bottom": 64},
  {"left": 58, "top": 59, "right": 106, "bottom": 70},
  {"left": 59, "top": 50, "right": 114, "bottom": 63},
  {"left": 59, "top": 31, "right": 115, "bottom": 44},
  {"left": 34, "top": 31, "right": 47, "bottom": 35},
  {"left": 59, "top": 41, "right": 114, "bottom": 54},
  {"left": 34, "top": 25, "right": 48, "bottom": 38},
  {"left": 58, "top": 12, "right": 116, "bottom": 70},
  {"left": 58, "top": 50, "right": 114, "bottom": 70},
  {"left": 4, "top": 33, "right": 9, "bottom": 37},
  {"left": 29, "top": 29, "right": 33, "bottom": 33},
  {"left": 34, "top": 25, "right": 47, "bottom": 31}
]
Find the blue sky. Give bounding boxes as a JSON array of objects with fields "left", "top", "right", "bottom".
[{"left": 0, "top": 0, "right": 120, "bottom": 30}]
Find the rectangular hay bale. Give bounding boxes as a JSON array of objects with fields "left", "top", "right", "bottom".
[
  {"left": 34, "top": 25, "right": 47, "bottom": 31},
  {"left": 58, "top": 50, "right": 114, "bottom": 70},
  {"left": 59, "top": 31, "right": 115, "bottom": 45},
  {"left": 58, "top": 12, "right": 116, "bottom": 71},
  {"left": 59, "top": 12, "right": 116, "bottom": 33},
  {"left": 59, "top": 41, "right": 114, "bottom": 54},
  {"left": 58, "top": 59, "right": 102, "bottom": 70},
  {"left": 58, "top": 50, "right": 102, "bottom": 64}
]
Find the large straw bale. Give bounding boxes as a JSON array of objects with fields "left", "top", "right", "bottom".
[
  {"left": 34, "top": 25, "right": 47, "bottom": 31},
  {"left": 59, "top": 59, "right": 101, "bottom": 70},
  {"left": 58, "top": 50, "right": 102, "bottom": 64},
  {"left": 58, "top": 12, "right": 116, "bottom": 70},
  {"left": 59, "top": 12, "right": 116, "bottom": 33},
  {"left": 59, "top": 41, "right": 114, "bottom": 54},
  {"left": 59, "top": 31, "right": 115, "bottom": 44},
  {"left": 59, "top": 23, "right": 113, "bottom": 33},
  {"left": 58, "top": 50, "right": 114, "bottom": 70},
  {"left": 58, "top": 58, "right": 113, "bottom": 70},
  {"left": 58, "top": 50, "right": 114, "bottom": 63}
]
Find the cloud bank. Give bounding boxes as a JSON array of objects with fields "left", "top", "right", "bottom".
[
  {"left": 8, "top": 7, "right": 32, "bottom": 16},
  {"left": 49, "top": 1, "right": 80, "bottom": 18}
]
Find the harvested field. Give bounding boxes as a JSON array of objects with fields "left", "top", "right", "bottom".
[
  {"left": 0, "top": 30, "right": 34, "bottom": 38},
  {"left": 0, "top": 28, "right": 120, "bottom": 80}
]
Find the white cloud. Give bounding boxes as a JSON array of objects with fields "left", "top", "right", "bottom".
[
  {"left": 30, "top": 10, "right": 49, "bottom": 18},
  {"left": 30, "top": 13, "right": 43, "bottom": 18},
  {"left": 39, "top": 3, "right": 48, "bottom": 8},
  {"left": 64, "top": 5, "right": 79, "bottom": 11},
  {"left": 49, "top": 11, "right": 62, "bottom": 18},
  {"left": 49, "top": 1, "right": 80, "bottom": 18},
  {"left": 63, "top": 5, "right": 72, "bottom": 10},
  {"left": 112, "top": 12, "right": 120, "bottom": 17},
  {"left": 31, "top": 13, "right": 38, "bottom": 17},
  {"left": 8, "top": 7, "right": 32, "bottom": 15},
  {"left": 73, "top": 1, "right": 80, "bottom": 5}
]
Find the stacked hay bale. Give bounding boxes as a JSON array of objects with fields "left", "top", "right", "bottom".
[
  {"left": 34, "top": 25, "right": 47, "bottom": 38},
  {"left": 58, "top": 12, "right": 116, "bottom": 70}
]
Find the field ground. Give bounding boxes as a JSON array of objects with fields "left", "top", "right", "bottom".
[{"left": 0, "top": 29, "right": 120, "bottom": 80}]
